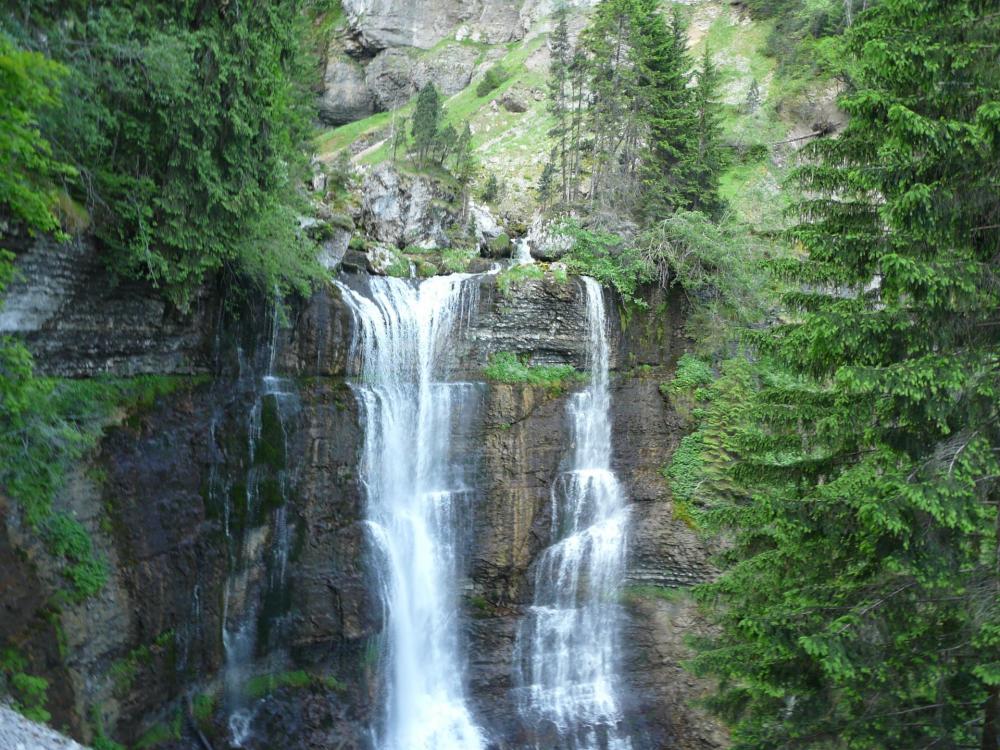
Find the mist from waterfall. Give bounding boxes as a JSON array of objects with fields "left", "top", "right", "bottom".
[
  {"left": 337, "top": 275, "right": 485, "bottom": 750},
  {"left": 516, "top": 276, "right": 632, "bottom": 750}
]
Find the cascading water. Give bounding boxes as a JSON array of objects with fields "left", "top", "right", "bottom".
[
  {"left": 216, "top": 301, "right": 299, "bottom": 747},
  {"left": 337, "top": 274, "right": 486, "bottom": 750},
  {"left": 516, "top": 276, "right": 632, "bottom": 750}
]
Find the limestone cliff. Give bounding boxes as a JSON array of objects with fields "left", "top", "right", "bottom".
[{"left": 0, "top": 240, "right": 725, "bottom": 748}]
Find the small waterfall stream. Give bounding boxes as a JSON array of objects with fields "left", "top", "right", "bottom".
[
  {"left": 215, "top": 302, "right": 299, "bottom": 746},
  {"left": 337, "top": 275, "right": 486, "bottom": 750},
  {"left": 516, "top": 277, "right": 632, "bottom": 750}
]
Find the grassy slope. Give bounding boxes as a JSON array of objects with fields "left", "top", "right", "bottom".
[{"left": 314, "top": 1, "right": 839, "bottom": 228}]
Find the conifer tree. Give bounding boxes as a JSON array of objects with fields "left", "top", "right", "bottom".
[
  {"left": 411, "top": 82, "right": 442, "bottom": 166},
  {"left": 547, "top": 4, "right": 571, "bottom": 201},
  {"left": 690, "top": 46, "right": 725, "bottom": 216},
  {"left": 687, "top": 2, "right": 1000, "bottom": 748},
  {"left": 640, "top": 6, "right": 698, "bottom": 219},
  {"left": 537, "top": 152, "right": 556, "bottom": 210},
  {"left": 452, "top": 122, "right": 476, "bottom": 221}
]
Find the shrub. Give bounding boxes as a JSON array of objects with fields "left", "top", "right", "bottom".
[
  {"left": 495, "top": 263, "right": 544, "bottom": 296},
  {"left": 475, "top": 64, "right": 510, "bottom": 97},
  {"left": 484, "top": 352, "right": 585, "bottom": 392},
  {"left": 559, "top": 220, "right": 654, "bottom": 306},
  {"left": 1, "top": 649, "right": 50, "bottom": 723},
  {"left": 488, "top": 232, "right": 511, "bottom": 256}
]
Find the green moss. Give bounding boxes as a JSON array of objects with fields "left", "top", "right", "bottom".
[
  {"left": 191, "top": 691, "right": 217, "bottom": 724},
  {"left": 244, "top": 669, "right": 314, "bottom": 699},
  {"left": 109, "top": 630, "right": 175, "bottom": 698},
  {"left": 495, "top": 263, "right": 544, "bottom": 296},
  {"left": 384, "top": 254, "right": 412, "bottom": 278},
  {"left": 416, "top": 260, "right": 439, "bottom": 277},
  {"left": 466, "top": 594, "right": 497, "bottom": 619},
  {"left": 484, "top": 352, "right": 586, "bottom": 393},
  {"left": 135, "top": 711, "right": 182, "bottom": 749},
  {"left": 258, "top": 476, "right": 286, "bottom": 516},
  {"left": 0, "top": 648, "right": 50, "bottom": 723},
  {"left": 488, "top": 232, "right": 511, "bottom": 256},
  {"left": 255, "top": 394, "right": 286, "bottom": 470},
  {"left": 441, "top": 247, "right": 477, "bottom": 273},
  {"left": 622, "top": 585, "right": 689, "bottom": 605}
]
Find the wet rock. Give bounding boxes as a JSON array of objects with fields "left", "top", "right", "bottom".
[
  {"left": 458, "top": 275, "right": 592, "bottom": 374},
  {"left": 473, "top": 383, "right": 572, "bottom": 605}
]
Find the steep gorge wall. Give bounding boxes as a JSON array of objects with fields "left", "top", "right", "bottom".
[{"left": 1, "top": 243, "right": 724, "bottom": 749}]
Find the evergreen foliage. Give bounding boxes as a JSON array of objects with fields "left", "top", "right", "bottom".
[
  {"left": 559, "top": 219, "right": 655, "bottom": 305},
  {"left": 690, "top": 47, "right": 726, "bottom": 217},
  {"left": 412, "top": 83, "right": 443, "bottom": 165},
  {"left": 685, "top": 2, "right": 1000, "bottom": 747},
  {"left": 0, "top": 34, "right": 75, "bottom": 238},
  {"left": 475, "top": 64, "right": 511, "bottom": 98},
  {"left": 537, "top": 154, "right": 556, "bottom": 210},
  {"left": 3, "top": 1, "right": 325, "bottom": 309}
]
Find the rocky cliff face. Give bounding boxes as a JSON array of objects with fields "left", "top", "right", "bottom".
[
  {"left": 319, "top": 0, "right": 598, "bottom": 125},
  {"left": 1, "top": 237, "right": 724, "bottom": 748}
]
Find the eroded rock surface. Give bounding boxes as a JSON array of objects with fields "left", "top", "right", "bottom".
[
  {"left": 0, "top": 238, "right": 211, "bottom": 377},
  {"left": 1, "top": 254, "right": 724, "bottom": 748}
]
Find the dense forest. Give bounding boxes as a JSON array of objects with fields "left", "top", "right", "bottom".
[{"left": 1, "top": 0, "right": 999, "bottom": 749}]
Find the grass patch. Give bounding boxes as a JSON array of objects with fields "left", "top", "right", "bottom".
[
  {"left": 441, "top": 247, "right": 477, "bottom": 273},
  {"left": 244, "top": 669, "right": 345, "bottom": 700},
  {"left": 622, "top": 585, "right": 690, "bottom": 605},
  {"left": 495, "top": 263, "right": 544, "bottom": 296},
  {"left": 484, "top": 352, "right": 585, "bottom": 392}
]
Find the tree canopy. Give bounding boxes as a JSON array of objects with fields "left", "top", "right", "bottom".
[{"left": 681, "top": 1, "right": 1000, "bottom": 747}]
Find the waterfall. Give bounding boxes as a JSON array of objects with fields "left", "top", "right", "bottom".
[
  {"left": 516, "top": 277, "right": 632, "bottom": 750},
  {"left": 337, "top": 275, "right": 486, "bottom": 750},
  {"left": 218, "top": 301, "right": 299, "bottom": 747}
]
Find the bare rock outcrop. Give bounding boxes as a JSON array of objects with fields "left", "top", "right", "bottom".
[{"left": 0, "top": 707, "right": 91, "bottom": 750}]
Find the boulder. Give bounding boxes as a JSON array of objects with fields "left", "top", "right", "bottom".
[
  {"left": 468, "top": 201, "right": 503, "bottom": 249},
  {"left": 366, "top": 243, "right": 408, "bottom": 276},
  {"left": 413, "top": 44, "right": 480, "bottom": 97},
  {"left": 0, "top": 706, "right": 91, "bottom": 750},
  {"left": 500, "top": 92, "right": 529, "bottom": 113},
  {"left": 317, "top": 227, "right": 352, "bottom": 271},
  {"left": 526, "top": 215, "right": 574, "bottom": 261}
]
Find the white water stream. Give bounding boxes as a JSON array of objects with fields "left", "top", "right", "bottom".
[
  {"left": 516, "top": 277, "right": 632, "bottom": 750},
  {"left": 338, "top": 275, "right": 486, "bottom": 750}
]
